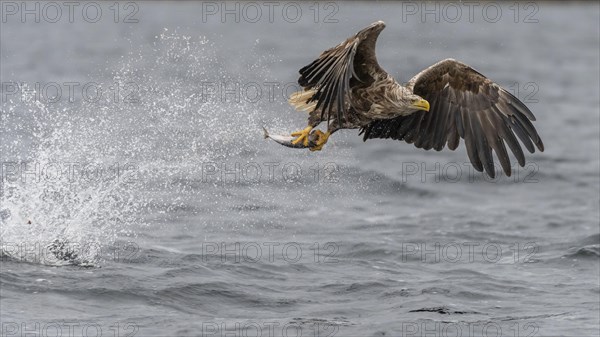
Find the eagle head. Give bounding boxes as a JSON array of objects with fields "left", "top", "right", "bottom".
[
  {"left": 408, "top": 94, "right": 430, "bottom": 112},
  {"left": 395, "top": 93, "right": 430, "bottom": 115}
]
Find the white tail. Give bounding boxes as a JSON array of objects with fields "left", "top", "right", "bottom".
[{"left": 288, "top": 89, "right": 317, "bottom": 113}]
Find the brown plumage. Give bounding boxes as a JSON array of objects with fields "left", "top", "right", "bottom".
[{"left": 286, "top": 21, "right": 544, "bottom": 178}]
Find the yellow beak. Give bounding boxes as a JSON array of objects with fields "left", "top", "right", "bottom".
[{"left": 411, "top": 99, "right": 430, "bottom": 112}]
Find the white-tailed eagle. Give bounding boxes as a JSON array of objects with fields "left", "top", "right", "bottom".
[{"left": 275, "top": 21, "right": 544, "bottom": 178}]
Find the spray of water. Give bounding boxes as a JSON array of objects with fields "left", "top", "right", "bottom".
[
  {"left": 1, "top": 30, "right": 358, "bottom": 265},
  {"left": 0, "top": 32, "right": 260, "bottom": 265}
]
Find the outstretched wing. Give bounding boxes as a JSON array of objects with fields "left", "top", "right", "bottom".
[
  {"left": 293, "top": 22, "right": 385, "bottom": 126},
  {"left": 360, "top": 58, "right": 544, "bottom": 178}
]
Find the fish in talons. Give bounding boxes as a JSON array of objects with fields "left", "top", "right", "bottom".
[{"left": 262, "top": 127, "right": 329, "bottom": 151}]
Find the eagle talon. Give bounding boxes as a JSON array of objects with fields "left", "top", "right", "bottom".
[
  {"left": 291, "top": 126, "right": 313, "bottom": 146},
  {"left": 309, "top": 130, "right": 330, "bottom": 151}
]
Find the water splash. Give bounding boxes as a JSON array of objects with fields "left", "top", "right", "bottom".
[
  {"left": 0, "top": 32, "right": 239, "bottom": 265},
  {"left": 1, "top": 30, "right": 359, "bottom": 265}
]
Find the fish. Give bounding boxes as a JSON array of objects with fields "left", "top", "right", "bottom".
[{"left": 262, "top": 127, "right": 318, "bottom": 148}]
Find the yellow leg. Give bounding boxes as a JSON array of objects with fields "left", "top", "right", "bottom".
[
  {"left": 309, "top": 130, "right": 331, "bottom": 151},
  {"left": 291, "top": 126, "right": 313, "bottom": 146}
]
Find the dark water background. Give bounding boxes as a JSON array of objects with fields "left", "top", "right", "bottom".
[{"left": 1, "top": 2, "right": 599, "bottom": 336}]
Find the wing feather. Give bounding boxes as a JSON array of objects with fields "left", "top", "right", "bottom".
[
  {"left": 294, "top": 22, "right": 385, "bottom": 127},
  {"left": 297, "top": 38, "right": 360, "bottom": 126},
  {"left": 360, "top": 59, "right": 544, "bottom": 177}
]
